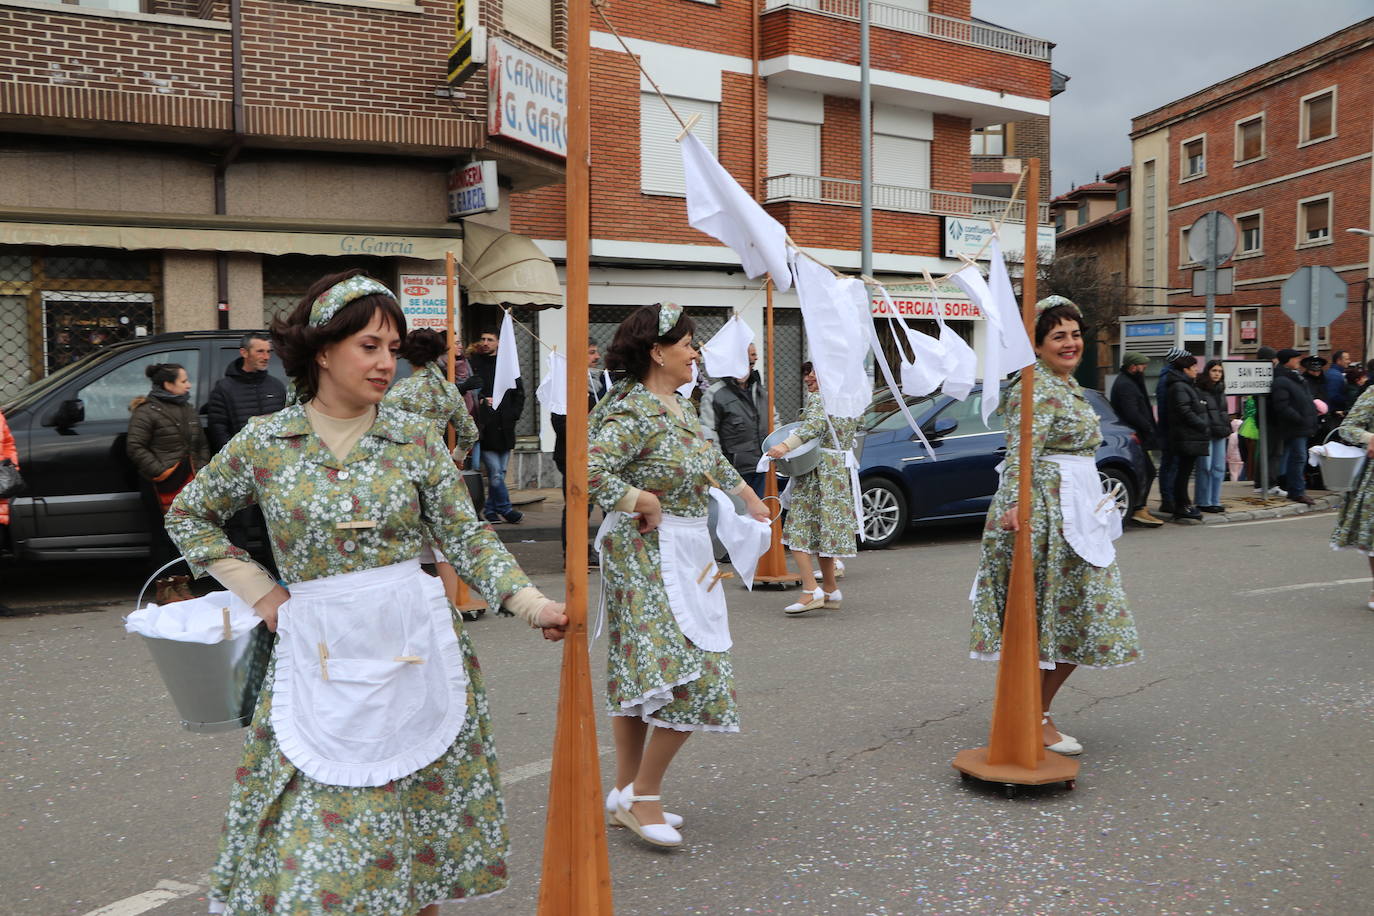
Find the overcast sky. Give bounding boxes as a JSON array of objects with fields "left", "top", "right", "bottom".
[{"left": 971, "top": 0, "right": 1371, "bottom": 196}]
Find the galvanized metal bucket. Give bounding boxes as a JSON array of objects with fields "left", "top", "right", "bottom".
[
  {"left": 761, "top": 422, "right": 821, "bottom": 477},
  {"left": 1317, "top": 429, "right": 1366, "bottom": 494},
  {"left": 132, "top": 560, "right": 273, "bottom": 733}
]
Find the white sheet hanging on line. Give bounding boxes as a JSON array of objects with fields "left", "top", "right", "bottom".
[
  {"left": 863, "top": 285, "right": 935, "bottom": 460},
  {"left": 877, "top": 289, "right": 947, "bottom": 398},
  {"left": 922, "top": 274, "right": 976, "bottom": 401},
  {"left": 492, "top": 310, "right": 521, "bottom": 409},
  {"left": 949, "top": 239, "right": 1035, "bottom": 423},
  {"left": 701, "top": 314, "right": 755, "bottom": 380},
  {"left": 679, "top": 132, "right": 792, "bottom": 292},
  {"left": 535, "top": 350, "right": 568, "bottom": 415},
  {"left": 791, "top": 255, "right": 871, "bottom": 419}
]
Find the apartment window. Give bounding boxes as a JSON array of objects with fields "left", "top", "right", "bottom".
[
  {"left": 970, "top": 124, "right": 1006, "bottom": 156},
  {"left": 1300, "top": 88, "right": 1336, "bottom": 144},
  {"left": 1295, "top": 325, "right": 1331, "bottom": 349},
  {"left": 1180, "top": 136, "right": 1205, "bottom": 180},
  {"left": 1236, "top": 211, "right": 1262, "bottom": 255},
  {"left": 1115, "top": 182, "right": 1129, "bottom": 211},
  {"left": 873, "top": 134, "right": 932, "bottom": 189},
  {"left": 504, "top": 0, "right": 554, "bottom": 50},
  {"left": 1235, "top": 115, "right": 1264, "bottom": 163},
  {"left": 1055, "top": 210, "right": 1066, "bottom": 232},
  {"left": 1076, "top": 205, "right": 1088, "bottom": 226},
  {"left": 1233, "top": 307, "right": 1260, "bottom": 351},
  {"left": 641, "top": 94, "right": 718, "bottom": 196},
  {"left": 1180, "top": 226, "right": 1197, "bottom": 266},
  {"left": 767, "top": 117, "right": 820, "bottom": 178},
  {"left": 1297, "top": 194, "right": 1332, "bottom": 246}
]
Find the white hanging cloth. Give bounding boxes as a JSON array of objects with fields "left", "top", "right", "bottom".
[
  {"left": 949, "top": 239, "right": 1035, "bottom": 423},
  {"left": 535, "top": 349, "right": 568, "bottom": 414},
  {"left": 864, "top": 284, "right": 935, "bottom": 460},
  {"left": 701, "top": 314, "right": 755, "bottom": 380},
  {"left": 708, "top": 488, "right": 772, "bottom": 590},
  {"left": 679, "top": 132, "right": 792, "bottom": 292},
  {"left": 922, "top": 277, "right": 976, "bottom": 402},
  {"left": 791, "top": 255, "right": 871, "bottom": 419},
  {"left": 877, "top": 289, "right": 947, "bottom": 398},
  {"left": 492, "top": 309, "right": 521, "bottom": 409},
  {"left": 677, "top": 361, "right": 699, "bottom": 398}
]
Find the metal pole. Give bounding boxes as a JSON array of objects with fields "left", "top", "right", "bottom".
[
  {"left": 1257, "top": 397, "right": 1269, "bottom": 496},
  {"left": 1308, "top": 267, "right": 1319, "bottom": 356},
  {"left": 859, "top": 0, "right": 872, "bottom": 279},
  {"left": 1204, "top": 213, "right": 1217, "bottom": 359}
]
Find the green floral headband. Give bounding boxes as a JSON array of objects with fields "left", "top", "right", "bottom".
[
  {"left": 1035, "top": 294, "right": 1077, "bottom": 314},
  {"left": 309, "top": 275, "right": 395, "bottom": 327},
  {"left": 658, "top": 301, "right": 682, "bottom": 336}
]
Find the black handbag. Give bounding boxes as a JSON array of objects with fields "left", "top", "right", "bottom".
[{"left": 0, "top": 459, "right": 23, "bottom": 499}]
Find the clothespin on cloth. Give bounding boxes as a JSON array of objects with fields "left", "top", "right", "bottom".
[
  {"left": 706, "top": 569, "right": 735, "bottom": 592},
  {"left": 221, "top": 607, "right": 232, "bottom": 642},
  {"left": 675, "top": 111, "right": 702, "bottom": 142},
  {"left": 697, "top": 562, "right": 715, "bottom": 585},
  {"left": 393, "top": 656, "right": 425, "bottom": 664},
  {"left": 318, "top": 643, "right": 330, "bottom": 681}
]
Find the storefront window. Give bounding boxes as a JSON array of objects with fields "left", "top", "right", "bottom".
[{"left": 262, "top": 255, "right": 392, "bottom": 323}]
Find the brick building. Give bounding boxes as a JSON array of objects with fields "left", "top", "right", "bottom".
[
  {"left": 0, "top": 0, "right": 568, "bottom": 409},
  {"left": 1129, "top": 17, "right": 1374, "bottom": 360},
  {"left": 970, "top": 68, "right": 1065, "bottom": 204},
  {"left": 510, "top": 0, "right": 1057, "bottom": 436}
]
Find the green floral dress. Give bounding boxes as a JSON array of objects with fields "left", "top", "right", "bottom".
[
  {"left": 1330, "top": 386, "right": 1374, "bottom": 555},
  {"left": 587, "top": 381, "right": 745, "bottom": 732},
  {"left": 968, "top": 363, "right": 1141, "bottom": 669},
  {"left": 385, "top": 361, "right": 479, "bottom": 454},
  {"left": 782, "top": 391, "right": 860, "bottom": 558},
  {"left": 166, "top": 404, "right": 531, "bottom": 914}
]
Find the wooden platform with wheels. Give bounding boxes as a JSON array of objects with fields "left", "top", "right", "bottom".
[{"left": 952, "top": 747, "right": 1079, "bottom": 797}]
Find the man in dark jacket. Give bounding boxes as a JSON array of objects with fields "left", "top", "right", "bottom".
[
  {"left": 1154, "top": 346, "right": 1189, "bottom": 515},
  {"left": 700, "top": 344, "right": 777, "bottom": 496},
  {"left": 1270, "top": 348, "right": 1319, "bottom": 505},
  {"left": 1109, "top": 352, "right": 1164, "bottom": 527},
  {"left": 206, "top": 333, "right": 286, "bottom": 451},
  {"left": 1325, "top": 350, "right": 1351, "bottom": 414},
  {"left": 469, "top": 328, "right": 526, "bottom": 523}
]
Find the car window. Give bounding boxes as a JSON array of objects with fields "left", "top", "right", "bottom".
[
  {"left": 865, "top": 394, "right": 939, "bottom": 431},
  {"left": 215, "top": 342, "right": 289, "bottom": 385},
  {"left": 937, "top": 390, "right": 1006, "bottom": 435},
  {"left": 77, "top": 349, "right": 202, "bottom": 422}
]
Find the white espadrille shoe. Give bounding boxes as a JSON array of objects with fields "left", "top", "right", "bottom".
[
  {"left": 615, "top": 791, "right": 683, "bottom": 847},
  {"left": 605, "top": 784, "right": 682, "bottom": 829},
  {"left": 784, "top": 587, "right": 825, "bottom": 616},
  {"left": 823, "top": 589, "right": 842, "bottom": 609}
]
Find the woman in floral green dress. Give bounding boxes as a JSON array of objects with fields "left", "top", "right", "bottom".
[
  {"left": 766, "top": 361, "right": 860, "bottom": 614},
  {"left": 588, "top": 303, "right": 769, "bottom": 849},
  {"left": 167, "top": 270, "right": 566, "bottom": 916},
  {"left": 1328, "top": 385, "right": 1374, "bottom": 608},
  {"left": 968, "top": 298, "right": 1140, "bottom": 756}
]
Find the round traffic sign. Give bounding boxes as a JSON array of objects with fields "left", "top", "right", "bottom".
[{"left": 1187, "top": 211, "right": 1238, "bottom": 267}]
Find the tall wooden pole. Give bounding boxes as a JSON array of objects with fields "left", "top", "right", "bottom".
[
  {"left": 753, "top": 279, "right": 800, "bottom": 586},
  {"left": 537, "top": 0, "right": 612, "bottom": 906},
  {"left": 445, "top": 251, "right": 485, "bottom": 614},
  {"left": 952, "top": 158, "right": 1078, "bottom": 791}
]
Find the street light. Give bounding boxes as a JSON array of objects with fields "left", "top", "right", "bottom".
[{"left": 1349, "top": 228, "right": 1373, "bottom": 237}]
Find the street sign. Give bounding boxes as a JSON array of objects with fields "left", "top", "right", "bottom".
[
  {"left": 1192, "top": 267, "right": 1233, "bottom": 296},
  {"left": 1224, "top": 360, "right": 1273, "bottom": 396},
  {"left": 1280, "top": 266, "right": 1346, "bottom": 329},
  {"left": 1187, "top": 211, "right": 1237, "bottom": 267}
]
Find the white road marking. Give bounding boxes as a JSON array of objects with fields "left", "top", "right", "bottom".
[
  {"left": 1219, "top": 511, "right": 1336, "bottom": 528},
  {"left": 80, "top": 749, "right": 615, "bottom": 915},
  {"left": 80, "top": 880, "right": 203, "bottom": 916},
  {"left": 1240, "top": 577, "right": 1369, "bottom": 596}
]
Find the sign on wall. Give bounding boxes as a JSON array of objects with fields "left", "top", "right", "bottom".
[
  {"left": 448, "top": 161, "right": 499, "bottom": 219},
  {"left": 398, "top": 275, "right": 450, "bottom": 332},
  {"left": 943, "top": 216, "right": 1056, "bottom": 263},
  {"left": 1224, "top": 360, "right": 1273, "bottom": 397},
  {"left": 871, "top": 283, "right": 983, "bottom": 321},
  {"left": 448, "top": 0, "right": 486, "bottom": 85},
  {"left": 487, "top": 37, "right": 567, "bottom": 158}
]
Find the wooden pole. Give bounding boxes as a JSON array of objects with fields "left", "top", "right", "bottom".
[
  {"left": 537, "top": 0, "right": 613, "bottom": 906},
  {"left": 444, "top": 251, "right": 486, "bottom": 614},
  {"left": 752, "top": 278, "right": 800, "bottom": 586},
  {"left": 952, "top": 158, "right": 1078, "bottom": 791}
]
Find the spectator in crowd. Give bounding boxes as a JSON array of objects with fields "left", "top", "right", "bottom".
[
  {"left": 206, "top": 333, "right": 287, "bottom": 451},
  {"left": 469, "top": 328, "right": 526, "bottom": 523},
  {"left": 127, "top": 363, "right": 211, "bottom": 594},
  {"left": 1164, "top": 353, "right": 1209, "bottom": 521},
  {"left": 700, "top": 343, "right": 777, "bottom": 496},
  {"left": 1344, "top": 365, "right": 1367, "bottom": 409},
  {"left": 1325, "top": 350, "right": 1351, "bottom": 415},
  {"left": 1302, "top": 356, "right": 1339, "bottom": 490},
  {"left": 1195, "top": 360, "right": 1231, "bottom": 513},
  {"left": 1108, "top": 352, "right": 1164, "bottom": 527},
  {"left": 1270, "top": 348, "right": 1319, "bottom": 505},
  {"left": 1154, "top": 346, "right": 1191, "bottom": 516}
]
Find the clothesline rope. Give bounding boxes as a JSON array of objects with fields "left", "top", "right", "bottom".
[{"left": 591, "top": 0, "right": 689, "bottom": 130}]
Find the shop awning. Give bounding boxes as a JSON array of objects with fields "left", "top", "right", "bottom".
[{"left": 459, "top": 220, "right": 563, "bottom": 308}]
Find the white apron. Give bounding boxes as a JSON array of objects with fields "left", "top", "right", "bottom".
[
  {"left": 1042, "top": 455, "right": 1123, "bottom": 568},
  {"left": 271, "top": 559, "right": 468, "bottom": 788}
]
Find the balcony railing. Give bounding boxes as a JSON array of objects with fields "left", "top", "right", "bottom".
[
  {"left": 762, "top": 0, "right": 1051, "bottom": 61},
  {"left": 765, "top": 174, "right": 1050, "bottom": 225}
]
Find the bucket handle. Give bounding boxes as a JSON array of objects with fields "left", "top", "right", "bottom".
[
  {"left": 135, "top": 556, "right": 190, "bottom": 613},
  {"left": 760, "top": 495, "right": 785, "bottom": 526}
]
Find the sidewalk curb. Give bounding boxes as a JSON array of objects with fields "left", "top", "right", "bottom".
[{"left": 1197, "top": 492, "right": 1342, "bottom": 525}]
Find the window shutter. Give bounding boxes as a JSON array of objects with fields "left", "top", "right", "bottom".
[
  {"left": 504, "top": 0, "right": 553, "bottom": 49},
  {"left": 640, "top": 94, "right": 718, "bottom": 196},
  {"left": 767, "top": 119, "right": 820, "bottom": 177},
  {"left": 873, "top": 134, "right": 930, "bottom": 188}
]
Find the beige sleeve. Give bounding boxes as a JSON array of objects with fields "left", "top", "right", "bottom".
[
  {"left": 781, "top": 434, "right": 804, "bottom": 452},
  {"left": 504, "top": 586, "right": 551, "bottom": 626},
  {"left": 613, "top": 486, "right": 642, "bottom": 513},
  {"left": 205, "top": 558, "right": 278, "bottom": 608}
]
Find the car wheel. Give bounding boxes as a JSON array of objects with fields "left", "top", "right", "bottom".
[
  {"left": 1099, "top": 466, "right": 1134, "bottom": 518},
  {"left": 860, "top": 477, "right": 908, "bottom": 549}
]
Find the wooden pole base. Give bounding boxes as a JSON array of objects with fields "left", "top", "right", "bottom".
[
  {"left": 449, "top": 577, "right": 488, "bottom": 613},
  {"left": 952, "top": 746, "right": 1079, "bottom": 792}
]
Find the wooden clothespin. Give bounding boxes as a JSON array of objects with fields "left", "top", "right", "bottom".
[
  {"left": 706, "top": 570, "right": 735, "bottom": 593},
  {"left": 697, "top": 561, "right": 715, "bottom": 585},
  {"left": 674, "top": 111, "right": 702, "bottom": 142},
  {"left": 221, "top": 607, "right": 232, "bottom": 642},
  {"left": 393, "top": 656, "right": 425, "bottom": 664},
  {"left": 335, "top": 520, "right": 377, "bottom": 530},
  {"left": 318, "top": 642, "right": 330, "bottom": 681}
]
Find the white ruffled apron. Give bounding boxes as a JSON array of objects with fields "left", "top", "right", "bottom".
[
  {"left": 593, "top": 510, "right": 733, "bottom": 652},
  {"left": 271, "top": 559, "right": 469, "bottom": 788},
  {"left": 1042, "top": 454, "right": 1122, "bottom": 568}
]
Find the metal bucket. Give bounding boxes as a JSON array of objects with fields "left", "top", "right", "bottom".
[
  {"left": 761, "top": 422, "right": 821, "bottom": 477},
  {"left": 133, "top": 561, "right": 273, "bottom": 733},
  {"left": 1318, "top": 429, "right": 1367, "bottom": 493}
]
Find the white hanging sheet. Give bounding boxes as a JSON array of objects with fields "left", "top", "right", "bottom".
[
  {"left": 878, "top": 287, "right": 947, "bottom": 399},
  {"left": 924, "top": 284, "right": 976, "bottom": 402},
  {"left": 679, "top": 132, "right": 792, "bottom": 292},
  {"left": 701, "top": 314, "right": 755, "bottom": 381},
  {"left": 535, "top": 349, "right": 568, "bottom": 415},
  {"left": 791, "top": 255, "right": 871, "bottom": 419},
  {"left": 950, "top": 240, "right": 1035, "bottom": 423},
  {"left": 493, "top": 310, "right": 521, "bottom": 409}
]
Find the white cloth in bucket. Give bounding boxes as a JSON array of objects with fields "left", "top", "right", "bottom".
[
  {"left": 1042, "top": 455, "right": 1122, "bottom": 568},
  {"left": 657, "top": 513, "right": 733, "bottom": 652},
  {"left": 125, "top": 591, "right": 262, "bottom": 644},
  {"left": 708, "top": 487, "right": 772, "bottom": 590},
  {"left": 1309, "top": 440, "right": 1363, "bottom": 465},
  {"left": 701, "top": 315, "right": 755, "bottom": 381},
  {"left": 271, "top": 559, "right": 468, "bottom": 788}
]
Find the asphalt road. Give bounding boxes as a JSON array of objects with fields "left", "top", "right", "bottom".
[{"left": 3, "top": 513, "right": 1372, "bottom": 915}]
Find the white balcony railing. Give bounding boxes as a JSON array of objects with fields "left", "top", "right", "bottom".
[
  {"left": 765, "top": 174, "right": 1051, "bottom": 225},
  {"left": 763, "top": 0, "right": 1051, "bottom": 61}
]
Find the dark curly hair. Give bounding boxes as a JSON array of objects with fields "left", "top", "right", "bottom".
[
  {"left": 1034, "top": 302, "right": 1084, "bottom": 345},
  {"left": 145, "top": 363, "right": 185, "bottom": 388},
  {"left": 270, "top": 269, "right": 406, "bottom": 403},
  {"left": 604, "top": 303, "right": 696, "bottom": 381},
  {"left": 399, "top": 328, "right": 447, "bottom": 367}
]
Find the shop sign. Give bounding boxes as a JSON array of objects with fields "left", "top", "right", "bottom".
[
  {"left": 398, "top": 275, "right": 450, "bottom": 331},
  {"left": 448, "top": 161, "right": 499, "bottom": 219},
  {"left": 338, "top": 236, "right": 420, "bottom": 256},
  {"left": 1183, "top": 320, "right": 1225, "bottom": 337},
  {"left": 943, "top": 216, "right": 1056, "bottom": 262},
  {"left": 1124, "top": 321, "right": 1173, "bottom": 339},
  {"left": 871, "top": 283, "right": 983, "bottom": 321},
  {"left": 487, "top": 37, "right": 567, "bottom": 158},
  {"left": 448, "top": 0, "right": 486, "bottom": 85},
  {"left": 1224, "top": 360, "right": 1273, "bottom": 396}
]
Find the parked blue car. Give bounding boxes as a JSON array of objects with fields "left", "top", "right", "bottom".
[{"left": 856, "top": 380, "right": 1151, "bottom": 548}]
